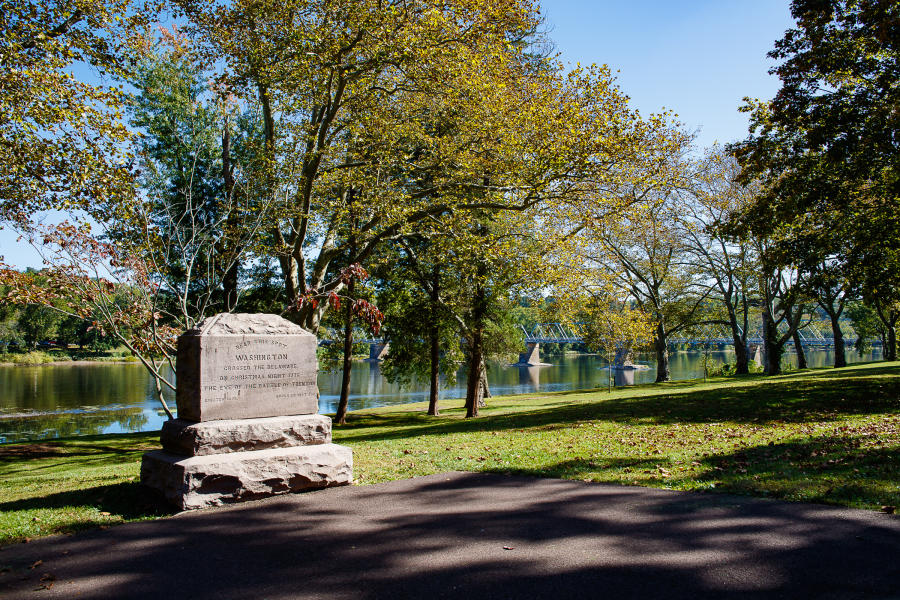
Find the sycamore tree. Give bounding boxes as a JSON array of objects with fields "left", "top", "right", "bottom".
[
  {"left": 682, "top": 146, "right": 759, "bottom": 374},
  {"left": 572, "top": 124, "right": 712, "bottom": 383}
]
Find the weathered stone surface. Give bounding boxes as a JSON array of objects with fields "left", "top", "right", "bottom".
[
  {"left": 160, "top": 414, "right": 332, "bottom": 456},
  {"left": 141, "top": 443, "right": 353, "bottom": 510},
  {"left": 176, "top": 313, "right": 319, "bottom": 421}
]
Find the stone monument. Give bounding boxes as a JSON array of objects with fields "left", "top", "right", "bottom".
[{"left": 141, "top": 313, "right": 352, "bottom": 510}]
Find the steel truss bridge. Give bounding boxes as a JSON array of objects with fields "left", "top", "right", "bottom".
[
  {"left": 521, "top": 322, "right": 860, "bottom": 349},
  {"left": 318, "top": 320, "right": 865, "bottom": 361}
]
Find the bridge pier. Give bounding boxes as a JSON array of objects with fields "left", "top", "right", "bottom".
[
  {"left": 366, "top": 342, "right": 389, "bottom": 362},
  {"left": 749, "top": 343, "right": 763, "bottom": 368},
  {"left": 515, "top": 342, "right": 550, "bottom": 366},
  {"left": 613, "top": 348, "right": 635, "bottom": 369}
]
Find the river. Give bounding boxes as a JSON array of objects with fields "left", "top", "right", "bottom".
[{"left": 0, "top": 348, "right": 883, "bottom": 443}]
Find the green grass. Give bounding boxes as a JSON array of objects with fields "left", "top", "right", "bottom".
[
  {"left": 0, "top": 346, "right": 139, "bottom": 364},
  {"left": 1, "top": 361, "right": 897, "bottom": 545},
  {"left": 0, "top": 351, "right": 66, "bottom": 365}
]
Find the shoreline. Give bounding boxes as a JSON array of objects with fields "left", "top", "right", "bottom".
[{"left": 0, "top": 359, "right": 139, "bottom": 367}]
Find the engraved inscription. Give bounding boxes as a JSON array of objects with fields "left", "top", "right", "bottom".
[
  {"left": 176, "top": 313, "right": 319, "bottom": 421},
  {"left": 198, "top": 339, "right": 316, "bottom": 410}
]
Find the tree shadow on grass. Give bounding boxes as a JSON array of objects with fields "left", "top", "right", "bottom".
[
  {"left": 0, "top": 431, "right": 158, "bottom": 464},
  {"left": 0, "top": 481, "right": 176, "bottom": 543},
  {"left": 687, "top": 435, "right": 900, "bottom": 509},
  {"left": 336, "top": 366, "right": 900, "bottom": 445}
]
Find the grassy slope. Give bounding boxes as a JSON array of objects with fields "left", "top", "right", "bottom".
[{"left": 0, "top": 362, "right": 897, "bottom": 545}]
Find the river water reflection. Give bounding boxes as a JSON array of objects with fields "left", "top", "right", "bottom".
[{"left": 0, "top": 348, "right": 883, "bottom": 443}]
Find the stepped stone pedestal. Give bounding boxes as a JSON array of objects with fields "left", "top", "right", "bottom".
[{"left": 141, "top": 313, "right": 352, "bottom": 510}]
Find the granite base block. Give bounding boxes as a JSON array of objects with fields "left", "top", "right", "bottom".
[
  {"left": 161, "top": 414, "right": 332, "bottom": 456},
  {"left": 141, "top": 443, "right": 353, "bottom": 510}
]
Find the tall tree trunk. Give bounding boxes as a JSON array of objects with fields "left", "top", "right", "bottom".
[
  {"left": 830, "top": 313, "right": 846, "bottom": 368},
  {"left": 428, "top": 267, "right": 440, "bottom": 416},
  {"left": 465, "top": 281, "right": 486, "bottom": 418},
  {"left": 733, "top": 338, "right": 749, "bottom": 375},
  {"left": 762, "top": 309, "right": 782, "bottom": 375},
  {"left": 887, "top": 318, "right": 897, "bottom": 361},
  {"left": 729, "top": 304, "right": 749, "bottom": 375},
  {"left": 280, "top": 255, "right": 299, "bottom": 307},
  {"left": 873, "top": 305, "right": 898, "bottom": 361},
  {"left": 479, "top": 359, "right": 491, "bottom": 404},
  {"left": 335, "top": 277, "right": 355, "bottom": 425},
  {"left": 792, "top": 329, "right": 807, "bottom": 369},
  {"left": 725, "top": 295, "right": 749, "bottom": 375},
  {"left": 465, "top": 330, "right": 484, "bottom": 418},
  {"left": 654, "top": 322, "right": 670, "bottom": 383},
  {"left": 335, "top": 190, "right": 358, "bottom": 425},
  {"left": 221, "top": 121, "right": 240, "bottom": 311}
]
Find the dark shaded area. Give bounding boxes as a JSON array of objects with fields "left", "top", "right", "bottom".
[
  {"left": 0, "top": 434, "right": 156, "bottom": 464},
  {"left": 0, "top": 472, "right": 897, "bottom": 599},
  {"left": 695, "top": 435, "right": 900, "bottom": 508},
  {"left": 0, "top": 443, "right": 67, "bottom": 461},
  {"left": 0, "top": 481, "right": 174, "bottom": 523}
]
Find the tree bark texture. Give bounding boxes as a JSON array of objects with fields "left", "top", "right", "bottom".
[
  {"left": 465, "top": 329, "right": 484, "bottom": 418},
  {"left": 465, "top": 279, "right": 487, "bottom": 418},
  {"left": 221, "top": 122, "right": 239, "bottom": 311},
  {"left": 335, "top": 278, "right": 355, "bottom": 425},
  {"left": 888, "top": 323, "right": 897, "bottom": 362},
  {"left": 762, "top": 310, "right": 782, "bottom": 375},
  {"left": 428, "top": 267, "right": 440, "bottom": 416},
  {"left": 479, "top": 360, "right": 491, "bottom": 407},
  {"left": 830, "top": 313, "right": 846, "bottom": 368},
  {"left": 792, "top": 330, "right": 808, "bottom": 370},
  {"left": 654, "top": 323, "right": 670, "bottom": 383},
  {"left": 733, "top": 336, "right": 749, "bottom": 375}
]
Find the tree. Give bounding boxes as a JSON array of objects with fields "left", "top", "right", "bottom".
[
  {"left": 806, "top": 260, "right": 850, "bottom": 367},
  {"left": 846, "top": 300, "right": 884, "bottom": 355},
  {"left": 683, "top": 147, "right": 759, "bottom": 374},
  {"left": 730, "top": 0, "right": 900, "bottom": 361},
  {"left": 584, "top": 167, "right": 712, "bottom": 382},
  {"left": 19, "top": 304, "right": 62, "bottom": 348},
  {"left": 389, "top": 209, "right": 546, "bottom": 418},
  {"left": 376, "top": 239, "right": 463, "bottom": 417},
  {"left": 0, "top": 0, "right": 151, "bottom": 232},
  {"left": 173, "top": 0, "right": 541, "bottom": 330},
  {"left": 755, "top": 244, "right": 810, "bottom": 375},
  {"left": 577, "top": 293, "right": 651, "bottom": 393}
]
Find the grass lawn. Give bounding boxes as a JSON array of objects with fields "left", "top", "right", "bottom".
[{"left": 1, "top": 361, "right": 897, "bottom": 546}]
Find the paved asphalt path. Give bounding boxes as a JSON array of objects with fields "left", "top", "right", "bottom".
[{"left": 1, "top": 472, "right": 898, "bottom": 599}]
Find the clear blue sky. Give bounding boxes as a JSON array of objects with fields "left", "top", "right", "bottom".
[
  {"left": 1, "top": 1, "right": 795, "bottom": 269},
  {"left": 541, "top": 0, "right": 794, "bottom": 147}
]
